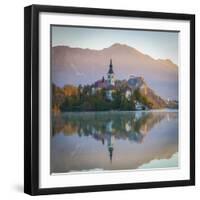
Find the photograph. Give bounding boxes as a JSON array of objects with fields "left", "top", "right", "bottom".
[
  {"left": 51, "top": 25, "right": 179, "bottom": 174},
  {"left": 24, "top": 4, "right": 195, "bottom": 195}
]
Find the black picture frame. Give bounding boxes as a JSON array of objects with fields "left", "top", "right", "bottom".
[{"left": 24, "top": 4, "right": 195, "bottom": 196}]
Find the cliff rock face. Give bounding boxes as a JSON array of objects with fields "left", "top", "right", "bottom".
[
  {"left": 138, "top": 83, "right": 167, "bottom": 108},
  {"left": 127, "top": 76, "right": 167, "bottom": 108}
]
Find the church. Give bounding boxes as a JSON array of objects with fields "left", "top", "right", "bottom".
[
  {"left": 107, "top": 59, "right": 115, "bottom": 86},
  {"left": 92, "top": 59, "right": 146, "bottom": 107},
  {"left": 106, "top": 59, "right": 116, "bottom": 100},
  {"left": 92, "top": 59, "right": 116, "bottom": 100}
]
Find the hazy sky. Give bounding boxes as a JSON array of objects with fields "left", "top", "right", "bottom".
[{"left": 52, "top": 25, "right": 179, "bottom": 65}]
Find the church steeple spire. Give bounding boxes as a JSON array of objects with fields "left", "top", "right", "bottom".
[{"left": 108, "top": 59, "right": 114, "bottom": 74}]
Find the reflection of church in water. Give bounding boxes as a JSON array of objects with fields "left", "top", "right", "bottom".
[
  {"left": 102, "top": 118, "right": 149, "bottom": 163},
  {"left": 55, "top": 111, "right": 170, "bottom": 164},
  {"left": 105, "top": 121, "right": 115, "bottom": 163}
]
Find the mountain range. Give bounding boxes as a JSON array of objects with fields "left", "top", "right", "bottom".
[{"left": 52, "top": 43, "right": 178, "bottom": 100}]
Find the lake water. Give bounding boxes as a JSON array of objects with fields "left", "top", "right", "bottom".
[{"left": 51, "top": 110, "right": 178, "bottom": 173}]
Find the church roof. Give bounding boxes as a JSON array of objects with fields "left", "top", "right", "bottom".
[{"left": 94, "top": 79, "right": 107, "bottom": 88}]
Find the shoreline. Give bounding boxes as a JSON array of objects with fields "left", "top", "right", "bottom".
[{"left": 53, "top": 109, "right": 178, "bottom": 116}]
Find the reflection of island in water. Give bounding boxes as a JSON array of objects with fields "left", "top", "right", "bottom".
[{"left": 51, "top": 111, "right": 178, "bottom": 173}]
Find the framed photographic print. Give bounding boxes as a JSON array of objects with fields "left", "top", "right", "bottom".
[{"left": 24, "top": 4, "right": 195, "bottom": 195}]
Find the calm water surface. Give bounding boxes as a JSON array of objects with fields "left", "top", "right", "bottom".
[{"left": 51, "top": 110, "right": 178, "bottom": 173}]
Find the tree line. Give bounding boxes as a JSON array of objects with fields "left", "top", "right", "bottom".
[{"left": 52, "top": 84, "right": 152, "bottom": 112}]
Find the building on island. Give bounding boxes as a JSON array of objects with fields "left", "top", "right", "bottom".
[
  {"left": 106, "top": 59, "right": 115, "bottom": 100},
  {"left": 124, "top": 88, "right": 132, "bottom": 100},
  {"left": 92, "top": 59, "right": 116, "bottom": 101},
  {"left": 91, "top": 59, "right": 148, "bottom": 109},
  {"left": 107, "top": 59, "right": 115, "bottom": 86}
]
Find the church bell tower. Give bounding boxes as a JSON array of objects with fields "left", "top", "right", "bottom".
[{"left": 107, "top": 59, "right": 115, "bottom": 86}]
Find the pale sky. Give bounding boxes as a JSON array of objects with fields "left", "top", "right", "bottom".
[{"left": 52, "top": 25, "right": 179, "bottom": 65}]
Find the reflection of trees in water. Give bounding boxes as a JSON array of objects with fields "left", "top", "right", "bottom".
[{"left": 52, "top": 111, "right": 177, "bottom": 144}]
